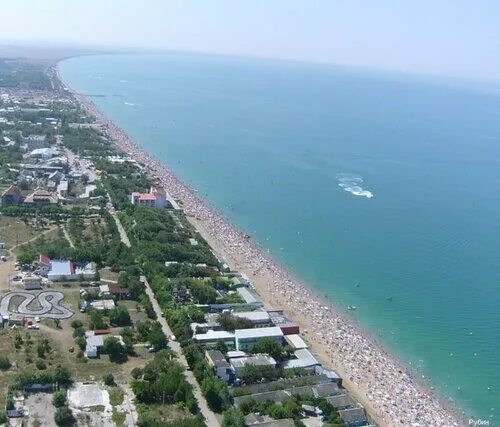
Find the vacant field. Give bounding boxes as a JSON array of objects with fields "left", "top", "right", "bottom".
[
  {"left": 0, "top": 215, "right": 38, "bottom": 249},
  {"left": 0, "top": 327, "right": 65, "bottom": 409},
  {"left": 0, "top": 283, "right": 154, "bottom": 414}
]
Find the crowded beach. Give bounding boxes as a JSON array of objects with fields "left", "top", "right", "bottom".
[{"left": 69, "top": 88, "right": 462, "bottom": 427}]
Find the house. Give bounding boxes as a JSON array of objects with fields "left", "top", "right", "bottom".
[
  {"left": 24, "top": 189, "right": 59, "bottom": 207},
  {"left": 37, "top": 255, "right": 96, "bottom": 281},
  {"left": 205, "top": 350, "right": 233, "bottom": 382},
  {"left": 230, "top": 355, "right": 276, "bottom": 376},
  {"left": 84, "top": 330, "right": 124, "bottom": 358},
  {"left": 234, "top": 327, "right": 284, "bottom": 351},
  {"left": 108, "top": 283, "right": 132, "bottom": 299},
  {"left": 130, "top": 186, "right": 169, "bottom": 208},
  {"left": 1, "top": 185, "right": 23, "bottom": 205}
]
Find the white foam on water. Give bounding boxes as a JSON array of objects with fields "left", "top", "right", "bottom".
[
  {"left": 124, "top": 102, "right": 136, "bottom": 106},
  {"left": 336, "top": 173, "right": 374, "bottom": 198}
]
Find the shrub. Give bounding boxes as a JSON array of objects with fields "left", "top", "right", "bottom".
[
  {"left": 54, "top": 406, "right": 74, "bottom": 426},
  {"left": 36, "top": 359, "right": 47, "bottom": 370},
  {"left": 52, "top": 390, "right": 67, "bottom": 407},
  {"left": 103, "top": 373, "right": 115, "bottom": 386},
  {"left": 0, "top": 356, "right": 11, "bottom": 370}
]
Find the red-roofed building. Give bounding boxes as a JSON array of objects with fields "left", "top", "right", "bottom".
[
  {"left": 131, "top": 186, "right": 169, "bottom": 208},
  {"left": 24, "top": 189, "right": 58, "bottom": 207},
  {"left": 1, "top": 185, "right": 23, "bottom": 206}
]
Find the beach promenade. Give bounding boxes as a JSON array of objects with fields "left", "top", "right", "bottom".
[{"left": 66, "top": 82, "right": 462, "bottom": 427}]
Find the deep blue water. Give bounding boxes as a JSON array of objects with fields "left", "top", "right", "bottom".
[{"left": 60, "top": 53, "right": 500, "bottom": 423}]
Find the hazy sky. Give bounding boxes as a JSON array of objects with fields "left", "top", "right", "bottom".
[{"left": 1, "top": 0, "right": 499, "bottom": 80}]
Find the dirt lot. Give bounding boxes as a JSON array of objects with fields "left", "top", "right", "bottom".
[{"left": 25, "top": 393, "right": 57, "bottom": 427}]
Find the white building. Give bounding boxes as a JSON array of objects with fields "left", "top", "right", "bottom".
[{"left": 234, "top": 327, "right": 284, "bottom": 351}]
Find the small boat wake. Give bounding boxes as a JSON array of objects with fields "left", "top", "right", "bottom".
[{"left": 337, "top": 173, "right": 374, "bottom": 198}]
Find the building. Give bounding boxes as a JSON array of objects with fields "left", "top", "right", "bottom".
[
  {"left": 282, "top": 348, "right": 320, "bottom": 371},
  {"left": 205, "top": 350, "right": 233, "bottom": 382},
  {"left": 244, "top": 414, "right": 295, "bottom": 427},
  {"left": 232, "top": 311, "right": 272, "bottom": 327},
  {"left": 90, "top": 299, "right": 116, "bottom": 311},
  {"left": 1, "top": 185, "right": 23, "bottom": 205},
  {"left": 24, "top": 189, "right": 59, "bottom": 207},
  {"left": 234, "top": 327, "right": 284, "bottom": 351},
  {"left": 130, "top": 186, "right": 169, "bottom": 208},
  {"left": 338, "top": 407, "right": 368, "bottom": 427},
  {"left": 325, "top": 394, "right": 353, "bottom": 410},
  {"left": 22, "top": 134, "right": 48, "bottom": 150},
  {"left": 285, "top": 334, "right": 308, "bottom": 350},
  {"left": 236, "top": 287, "right": 261, "bottom": 305},
  {"left": 230, "top": 355, "right": 276, "bottom": 376},
  {"left": 37, "top": 255, "right": 96, "bottom": 281},
  {"left": 193, "top": 330, "right": 235, "bottom": 348},
  {"left": 29, "top": 147, "right": 57, "bottom": 159},
  {"left": 268, "top": 311, "right": 300, "bottom": 335},
  {"left": 99, "top": 283, "right": 132, "bottom": 299},
  {"left": 84, "top": 330, "right": 124, "bottom": 358},
  {"left": 23, "top": 275, "right": 42, "bottom": 290}
]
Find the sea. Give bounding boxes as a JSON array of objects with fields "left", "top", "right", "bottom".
[{"left": 60, "top": 53, "right": 500, "bottom": 424}]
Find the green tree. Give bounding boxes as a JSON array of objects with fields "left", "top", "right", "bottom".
[
  {"left": 54, "top": 406, "right": 74, "bottom": 426},
  {"left": 250, "top": 338, "right": 284, "bottom": 360},
  {"left": 102, "top": 337, "right": 127, "bottom": 363},
  {"left": 222, "top": 407, "right": 245, "bottom": 427},
  {"left": 201, "top": 377, "right": 231, "bottom": 413},
  {"left": 54, "top": 365, "right": 72, "bottom": 387},
  {"left": 103, "top": 373, "right": 115, "bottom": 386},
  {"left": 52, "top": 390, "right": 67, "bottom": 407},
  {"left": 89, "top": 310, "right": 108, "bottom": 330},
  {"left": 109, "top": 306, "right": 131, "bottom": 326},
  {"left": 0, "top": 356, "right": 11, "bottom": 370}
]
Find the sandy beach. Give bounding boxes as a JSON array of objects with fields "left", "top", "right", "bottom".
[{"left": 59, "top": 66, "right": 463, "bottom": 427}]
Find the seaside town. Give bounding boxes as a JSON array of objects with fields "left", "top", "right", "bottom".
[{"left": 0, "top": 54, "right": 461, "bottom": 427}]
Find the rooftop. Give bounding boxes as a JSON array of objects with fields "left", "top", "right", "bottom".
[
  {"left": 283, "top": 348, "right": 320, "bottom": 370},
  {"left": 231, "top": 355, "right": 276, "bottom": 369},
  {"left": 232, "top": 310, "right": 270, "bottom": 322},
  {"left": 206, "top": 350, "right": 231, "bottom": 368},
  {"left": 234, "top": 326, "right": 283, "bottom": 340},
  {"left": 285, "top": 334, "right": 308, "bottom": 349},
  {"left": 194, "top": 330, "right": 235, "bottom": 342}
]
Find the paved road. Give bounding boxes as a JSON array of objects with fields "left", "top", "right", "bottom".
[
  {"left": 109, "top": 207, "right": 220, "bottom": 426},
  {"left": 141, "top": 274, "right": 220, "bottom": 426}
]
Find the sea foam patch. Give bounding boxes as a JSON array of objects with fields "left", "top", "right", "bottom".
[{"left": 337, "top": 173, "right": 374, "bottom": 198}]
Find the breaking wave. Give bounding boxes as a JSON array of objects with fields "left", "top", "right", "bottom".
[{"left": 337, "top": 173, "right": 374, "bottom": 198}]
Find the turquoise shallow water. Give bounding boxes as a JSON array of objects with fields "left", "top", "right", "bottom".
[{"left": 60, "top": 53, "right": 500, "bottom": 423}]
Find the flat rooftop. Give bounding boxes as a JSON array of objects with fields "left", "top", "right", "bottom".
[{"left": 234, "top": 326, "right": 283, "bottom": 340}]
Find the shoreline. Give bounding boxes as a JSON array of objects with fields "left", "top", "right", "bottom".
[{"left": 56, "top": 63, "right": 463, "bottom": 427}]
